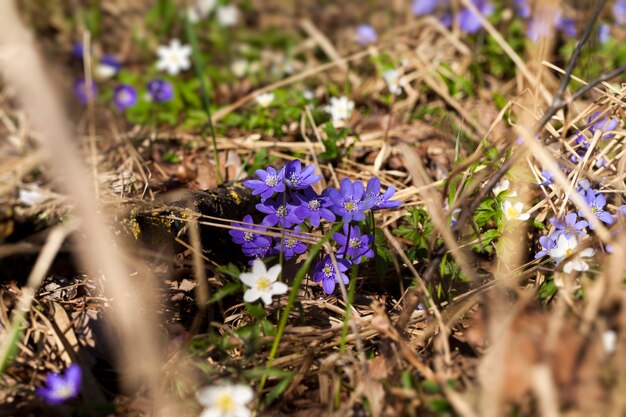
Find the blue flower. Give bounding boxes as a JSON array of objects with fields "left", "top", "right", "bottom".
[
  {"left": 95, "top": 55, "right": 122, "bottom": 79},
  {"left": 356, "top": 24, "right": 377, "bottom": 45},
  {"left": 579, "top": 188, "right": 615, "bottom": 228},
  {"left": 599, "top": 24, "right": 611, "bottom": 45},
  {"left": 514, "top": 0, "right": 531, "bottom": 19},
  {"left": 256, "top": 198, "right": 302, "bottom": 228},
  {"left": 244, "top": 166, "right": 285, "bottom": 200},
  {"left": 113, "top": 85, "right": 138, "bottom": 110},
  {"left": 549, "top": 212, "right": 588, "bottom": 239},
  {"left": 312, "top": 255, "right": 351, "bottom": 294},
  {"left": 284, "top": 160, "right": 321, "bottom": 190},
  {"left": 293, "top": 187, "right": 336, "bottom": 227},
  {"left": 273, "top": 229, "right": 307, "bottom": 260},
  {"left": 556, "top": 17, "right": 576, "bottom": 38},
  {"left": 457, "top": 0, "right": 494, "bottom": 34},
  {"left": 328, "top": 178, "right": 374, "bottom": 223},
  {"left": 535, "top": 234, "right": 557, "bottom": 259},
  {"left": 538, "top": 170, "right": 554, "bottom": 186},
  {"left": 412, "top": 0, "right": 439, "bottom": 16},
  {"left": 587, "top": 111, "right": 619, "bottom": 139},
  {"left": 147, "top": 79, "right": 174, "bottom": 103},
  {"left": 614, "top": 0, "right": 626, "bottom": 24},
  {"left": 333, "top": 224, "right": 374, "bottom": 264},
  {"left": 365, "top": 177, "right": 401, "bottom": 210},
  {"left": 74, "top": 78, "right": 97, "bottom": 104},
  {"left": 72, "top": 42, "right": 85, "bottom": 59},
  {"left": 230, "top": 215, "right": 272, "bottom": 254},
  {"left": 37, "top": 364, "right": 82, "bottom": 405}
]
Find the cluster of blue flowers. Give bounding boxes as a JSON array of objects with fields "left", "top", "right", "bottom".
[
  {"left": 230, "top": 160, "right": 401, "bottom": 294},
  {"left": 72, "top": 43, "right": 174, "bottom": 110},
  {"left": 535, "top": 178, "right": 625, "bottom": 269}
]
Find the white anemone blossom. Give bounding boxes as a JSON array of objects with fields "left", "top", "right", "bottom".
[
  {"left": 549, "top": 235, "right": 596, "bottom": 273},
  {"left": 255, "top": 92, "right": 274, "bottom": 108},
  {"left": 382, "top": 69, "right": 404, "bottom": 95},
  {"left": 196, "top": 384, "right": 253, "bottom": 417},
  {"left": 502, "top": 200, "right": 530, "bottom": 221},
  {"left": 231, "top": 59, "right": 248, "bottom": 78},
  {"left": 186, "top": 0, "right": 217, "bottom": 23},
  {"left": 239, "top": 259, "right": 287, "bottom": 305},
  {"left": 217, "top": 4, "right": 239, "bottom": 27},
  {"left": 324, "top": 96, "right": 354, "bottom": 123},
  {"left": 156, "top": 39, "right": 192, "bottom": 75},
  {"left": 492, "top": 179, "right": 517, "bottom": 197}
]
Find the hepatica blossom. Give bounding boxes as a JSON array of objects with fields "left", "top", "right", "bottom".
[
  {"left": 579, "top": 188, "right": 614, "bottom": 228},
  {"left": 156, "top": 39, "right": 192, "bottom": 75},
  {"left": 328, "top": 178, "right": 374, "bottom": 223},
  {"left": 412, "top": 0, "right": 439, "bottom": 16},
  {"left": 232, "top": 160, "right": 401, "bottom": 292},
  {"left": 333, "top": 224, "right": 374, "bottom": 264},
  {"left": 74, "top": 78, "right": 97, "bottom": 104},
  {"left": 457, "top": 0, "right": 494, "bottom": 34},
  {"left": 113, "top": 85, "right": 137, "bottom": 110},
  {"left": 239, "top": 259, "right": 287, "bottom": 305},
  {"left": 550, "top": 213, "right": 588, "bottom": 239},
  {"left": 313, "top": 255, "right": 351, "bottom": 294},
  {"left": 197, "top": 383, "right": 253, "bottom": 417},
  {"left": 356, "top": 24, "right": 377, "bottom": 45},
  {"left": 37, "top": 364, "right": 82, "bottom": 405},
  {"left": 95, "top": 55, "right": 121, "bottom": 80},
  {"left": 147, "top": 79, "right": 174, "bottom": 103}
]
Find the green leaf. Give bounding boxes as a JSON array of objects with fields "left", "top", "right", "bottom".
[
  {"left": 216, "top": 263, "right": 241, "bottom": 279},
  {"left": 207, "top": 282, "right": 241, "bottom": 305}
]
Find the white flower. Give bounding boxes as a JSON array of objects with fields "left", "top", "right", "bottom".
[
  {"left": 324, "top": 96, "right": 354, "bottom": 123},
  {"left": 196, "top": 384, "right": 253, "bottom": 417},
  {"left": 186, "top": 0, "right": 217, "bottom": 22},
  {"left": 217, "top": 5, "right": 239, "bottom": 27},
  {"left": 492, "top": 179, "right": 517, "bottom": 197},
  {"left": 156, "top": 39, "right": 192, "bottom": 76},
  {"left": 239, "top": 259, "right": 287, "bottom": 305},
  {"left": 382, "top": 69, "right": 404, "bottom": 95},
  {"left": 549, "top": 235, "right": 595, "bottom": 273},
  {"left": 502, "top": 200, "right": 530, "bottom": 221},
  {"left": 303, "top": 89, "right": 314, "bottom": 100},
  {"left": 602, "top": 330, "right": 617, "bottom": 354},
  {"left": 255, "top": 92, "right": 274, "bottom": 108},
  {"left": 231, "top": 59, "right": 248, "bottom": 78},
  {"left": 18, "top": 185, "right": 46, "bottom": 206}
]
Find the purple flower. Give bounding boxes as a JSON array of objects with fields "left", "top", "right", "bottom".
[
  {"left": 440, "top": 12, "right": 453, "bottom": 28},
  {"left": 527, "top": 9, "right": 559, "bottom": 42},
  {"left": 599, "top": 24, "right": 611, "bottom": 45},
  {"left": 293, "top": 187, "right": 336, "bottom": 227},
  {"left": 256, "top": 198, "right": 302, "bottom": 228},
  {"left": 538, "top": 170, "right": 553, "bottom": 186},
  {"left": 579, "top": 188, "right": 615, "bottom": 228},
  {"left": 412, "top": 0, "right": 439, "bottom": 16},
  {"left": 549, "top": 213, "right": 588, "bottom": 239},
  {"left": 230, "top": 215, "right": 272, "bottom": 253},
  {"left": 577, "top": 179, "right": 591, "bottom": 191},
  {"left": 244, "top": 166, "right": 285, "bottom": 200},
  {"left": 37, "top": 364, "right": 82, "bottom": 405},
  {"left": 535, "top": 234, "right": 556, "bottom": 259},
  {"left": 95, "top": 55, "right": 122, "bottom": 79},
  {"left": 457, "top": 0, "right": 494, "bottom": 34},
  {"left": 514, "top": 0, "right": 531, "bottom": 19},
  {"left": 365, "top": 177, "right": 401, "bottom": 210},
  {"left": 328, "top": 178, "right": 374, "bottom": 223},
  {"left": 356, "top": 24, "right": 377, "bottom": 45},
  {"left": 556, "top": 17, "right": 576, "bottom": 38},
  {"left": 614, "top": 0, "right": 626, "bottom": 24},
  {"left": 333, "top": 223, "right": 374, "bottom": 264},
  {"left": 74, "top": 78, "right": 97, "bottom": 104},
  {"left": 284, "top": 160, "right": 321, "bottom": 190},
  {"left": 274, "top": 229, "right": 307, "bottom": 259},
  {"left": 312, "top": 255, "right": 351, "bottom": 294},
  {"left": 588, "top": 111, "right": 619, "bottom": 139},
  {"left": 147, "top": 79, "right": 174, "bottom": 103},
  {"left": 113, "top": 85, "right": 137, "bottom": 110},
  {"left": 72, "top": 42, "right": 85, "bottom": 59}
]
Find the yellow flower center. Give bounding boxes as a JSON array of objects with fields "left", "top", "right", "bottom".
[
  {"left": 216, "top": 394, "right": 236, "bottom": 413},
  {"left": 506, "top": 207, "right": 520, "bottom": 218},
  {"left": 256, "top": 276, "right": 271, "bottom": 291}
]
